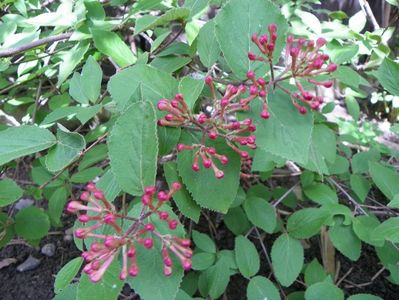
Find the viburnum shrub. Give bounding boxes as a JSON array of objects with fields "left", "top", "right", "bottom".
[
  {"left": 157, "top": 24, "right": 337, "bottom": 178},
  {"left": 1, "top": 0, "right": 399, "bottom": 299}
]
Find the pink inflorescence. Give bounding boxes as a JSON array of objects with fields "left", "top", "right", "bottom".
[
  {"left": 157, "top": 82, "right": 257, "bottom": 178},
  {"left": 247, "top": 24, "right": 337, "bottom": 115},
  {"left": 66, "top": 182, "right": 192, "bottom": 283}
]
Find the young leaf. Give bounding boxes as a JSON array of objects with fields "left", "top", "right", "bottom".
[
  {"left": 54, "top": 257, "right": 83, "bottom": 293},
  {"left": 351, "top": 148, "right": 380, "bottom": 174},
  {"left": 198, "top": 256, "right": 231, "bottom": 299},
  {"left": 350, "top": 174, "right": 370, "bottom": 202},
  {"left": 303, "top": 183, "right": 338, "bottom": 205},
  {"left": 0, "top": 179, "right": 23, "bottom": 207},
  {"left": 80, "top": 56, "right": 103, "bottom": 103},
  {"left": 214, "top": 0, "right": 288, "bottom": 79},
  {"left": 329, "top": 218, "right": 361, "bottom": 261},
  {"left": 255, "top": 90, "right": 313, "bottom": 165},
  {"left": 57, "top": 41, "right": 89, "bottom": 86},
  {"left": 369, "top": 161, "right": 399, "bottom": 200},
  {"left": 108, "top": 101, "right": 158, "bottom": 196},
  {"left": 197, "top": 20, "right": 220, "bottom": 68},
  {"left": 352, "top": 215, "right": 383, "bottom": 247},
  {"left": 224, "top": 206, "right": 252, "bottom": 235},
  {"left": 178, "top": 77, "right": 205, "bottom": 110},
  {"left": 247, "top": 276, "right": 281, "bottom": 300},
  {"left": 91, "top": 29, "right": 136, "bottom": 68},
  {"left": 372, "top": 217, "right": 399, "bottom": 243},
  {"left": 48, "top": 186, "right": 68, "bottom": 226},
  {"left": 243, "top": 196, "right": 276, "bottom": 233},
  {"left": 287, "top": 208, "right": 329, "bottom": 239},
  {"left": 192, "top": 230, "right": 216, "bottom": 253},
  {"left": 191, "top": 252, "right": 216, "bottom": 271},
  {"left": 271, "top": 234, "right": 304, "bottom": 287},
  {"left": 375, "top": 58, "right": 399, "bottom": 96},
  {"left": 0, "top": 126, "right": 56, "bottom": 166},
  {"left": 235, "top": 235, "right": 260, "bottom": 278},
  {"left": 15, "top": 207, "right": 50, "bottom": 240},
  {"left": 163, "top": 162, "right": 201, "bottom": 222},
  {"left": 96, "top": 169, "right": 121, "bottom": 202},
  {"left": 45, "top": 127, "right": 86, "bottom": 173},
  {"left": 304, "top": 259, "right": 328, "bottom": 286},
  {"left": 305, "top": 281, "right": 344, "bottom": 300}
]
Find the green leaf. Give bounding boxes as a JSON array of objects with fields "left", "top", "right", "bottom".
[
  {"left": 108, "top": 101, "right": 158, "bottom": 196},
  {"left": 300, "top": 124, "right": 336, "bottom": 175},
  {"left": 191, "top": 252, "right": 216, "bottom": 271},
  {"left": 0, "top": 179, "right": 23, "bottom": 207},
  {"left": 69, "top": 72, "right": 89, "bottom": 104},
  {"left": 57, "top": 41, "right": 89, "bottom": 86},
  {"left": 158, "top": 127, "right": 181, "bottom": 156},
  {"left": 243, "top": 196, "right": 276, "bottom": 233},
  {"left": 163, "top": 162, "right": 201, "bottom": 222},
  {"left": 372, "top": 217, "right": 399, "bottom": 243},
  {"left": 303, "top": 183, "right": 338, "bottom": 205},
  {"left": 304, "top": 259, "right": 328, "bottom": 286},
  {"left": 255, "top": 90, "right": 313, "bottom": 165},
  {"left": 247, "top": 276, "right": 281, "bottom": 300},
  {"left": 108, "top": 64, "right": 178, "bottom": 112},
  {"left": 224, "top": 206, "right": 252, "bottom": 235},
  {"left": 235, "top": 235, "right": 260, "bottom": 278},
  {"left": 48, "top": 186, "right": 68, "bottom": 226},
  {"left": 177, "top": 131, "right": 241, "bottom": 213},
  {"left": 0, "top": 212, "right": 14, "bottom": 248},
  {"left": 184, "top": 0, "right": 209, "bottom": 18},
  {"left": 70, "top": 167, "right": 103, "bottom": 183},
  {"left": 347, "top": 294, "right": 383, "bottom": 300},
  {"left": 348, "top": 10, "right": 367, "bottom": 33},
  {"left": 192, "top": 230, "right": 216, "bottom": 253},
  {"left": 78, "top": 261, "right": 123, "bottom": 300},
  {"left": 80, "top": 56, "right": 103, "bottom": 103},
  {"left": 388, "top": 194, "right": 399, "bottom": 208},
  {"left": 350, "top": 174, "right": 370, "bottom": 202},
  {"left": 197, "top": 20, "right": 220, "bottom": 68},
  {"left": 45, "top": 127, "right": 86, "bottom": 173},
  {"left": 327, "top": 41, "right": 359, "bottom": 64},
  {"left": 0, "top": 126, "right": 56, "bottom": 166},
  {"left": 78, "top": 144, "right": 108, "bottom": 171},
  {"left": 271, "top": 234, "right": 304, "bottom": 287},
  {"left": 135, "top": 8, "right": 190, "bottom": 34},
  {"left": 375, "top": 58, "right": 399, "bottom": 96},
  {"left": 151, "top": 56, "right": 192, "bottom": 73},
  {"left": 214, "top": 0, "right": 288, "bottom": 79},
  {"left": 352, "top": 148, "right": 380, "bottom": 174},
  {"left": 352, "top": 215, "right": 383, "bottom": 247},
  {"left": 54, "top": 257, "right": 83, "bottom": 293},
  {"left": 305, "top": 281, "right": 344, "bottom": 300},
  {"left": 96, "top": 169, "right": 121, "bottom": 202},
  {"left": 198, "top": 256, "right": 231, "bottom": 299},
  {"left": 91, "top": 29, "right": 136, "bottom": 68},
  {"left": 369, "top": 161, "right": 399, "bottom": 200},
  {"left": 178, "top": 77, "right": 204, "bottom": 110},
  {"left": 287, "top": 208, "right": 329, "bottom": 239},
  {"left": 329, "top": 218, "right": 361, "bottom": 261},
  {"left": 53, "top": 283, "right": 78, "bottom": 300},
  {"left": 15, "top": 207, "right": 50, "bottom": 240}
]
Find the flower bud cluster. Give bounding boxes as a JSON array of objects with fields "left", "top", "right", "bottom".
[
  {"left": 157, "top": 79, "right": 259, "bottom": 178},
  {"left": 66, "top": 182, "right": 192, "bottom": 283}
]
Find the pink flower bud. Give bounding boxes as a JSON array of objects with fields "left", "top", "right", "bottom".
[
  {"left": 260, "top": 110, "right": 270, "bottom": 119},
  {"left": 251, "top": 33, "right": 258, "bottom": 42},
  {"left": 144, "top": 223, "right": 155, "bottom": 231},
  {"left": 221, "top": 98, "right": 229, "bottom": 107},
  {"left": 248, "top": 52, "right": 257, "bottom": 61},
  {"left": 240, "top": 151, "right": 249, "bottom": 159},
  {"left": 205, "top": 76, "right": 213, "bottom": 85},
  {"left": 80, "top": 191, "right": 90, "bottom": 201},
  {"left": 287, "top": 35, "right": 294, "bottom": 43},
  {"left": 181, "top": 239, "right": 191, "bottom": 247},
  {"left": 249, "top": 85, "right": 258, "bottom": 95},
  {"left": 290, "top": 47, "right": 299, "bottom": 57},
  {"left": 169, "top": 220, "right": 178, "bottom": 230},
  {"left": 191, "top": 163, "right": 200, "bottom": 172},
  {"left": 144, "top": 186, "right": 156, "bottom": 194},
  {"left": 327, "top": 63, "right": 337, "bottom": 72},
  {"left": 143, "top": 238, "right": 153, "bottom": 249},
  {"left": 321, "top": 54, "right": 330, "bottom": 61},
  {"left": 171, "top": 100, "right": 179, "bottom": 108},
  {"left": 238, "top": 85, "right": 247, "bottom": 93},
  {"left": 259, "top": 34, "right": 268, "bottom": 45},
  {"left": 175, "top": 93, "right": 184, "bottom": 101},
  {"left": 198, "top": 113, "right": 207, "bottom": 124},
  {"left": 268, "top": 23, "right": 277, "bottom": 33},
  {"left": 220, "top": 155, "right": 229, "bottom": 165},
  {"left": 86, "top": 182, "right": 97, "bottom": 192},
  {"left": 159, "top": 211, "right": 169, "bottom": 220},
  {"left": 182, "top": 259, "right": 192, "bottom": 271},
  {"left": 93, "top": 191, "right": 105, "bottom": 200},
  {"left": 299, "top": 106, "right": 307, "bottom": 114},
  {"left": 203, "top": 159, "right": 212, "bottom": 169},
  {"left": 177, "top": 144, "right": 185, "bottom": 152},
  {"left": 129, "top": 266, "right": 139, "bottom": 277},
  {"left": 119, "top": 271, "right": 127, "bottom": 281},
  {"left": 103, "top": 214, "right": 115, "bottom": 225},
  {"left": 157, "top": 191, "right": 169, "bottom": 202},
  {"left": 316, "top": 37, "right": 327, "bottom": 47},
  {"left": 127, "top": 247, "right": 136, "bottom": 257},
  {"left": 164, "top": 265, "right": 172, "bottom": 276},
  {"left": 257, "top": 78, "right": 266, "bottom": 86},
  {"left": 164, "top": 256, "right": 173, "bottom": 267},
  {"left": 230, "top": 86, "right": 238, "bottom": 94},
  {"left": 312, "top": 58, "right": 324, "bottom": 69},
  {"left": 208, "top": 131, "right": 217, "bottom": 140},
  {"left": 75, "top": 228, "right": 86, "bottom": 239},
  {"left": 302, "top": 92, "right": 313, "bottom": 101},
  {"left": 79, "top": 215, "right": 90, "bottom": 223},
  {"left": 323, "top": 81, "right": 333, "bottom": 88},
  {"left": 207, "top": 147, "right": 216, "bottom": 155},
  {"left": 66, "top": 201, "right": 83, "bottom": 213},
  {"left": 215, "top": 170, "right": 224, "bottom": 179},
  {"left": 259, "top": 90, "right": 266, "bottom": 97},
  {"left": 271, "top": 32, "right": 277, "bottom": 42},
  {"left": 165, "top": 114, "right": 174, "bottom": 121},
  {"left": 157, "top": 99, "right": 169, "bottom": 111},
  {"left": 246, "top": 70, "right": 255, "bottom": 79},
  {"left": 247, "top": 136, "right": 256, "bottom": 144},
  {"left": 91, "top": 243, "right": 103, "bottom": 252},
  {"left": 267, "top": 43, "right": 275, "bottom": 52},
  {"left": 172, "top": 182, "right": 182, "bottom": 191},
  {"left": 307, "top": 40, "right": 314, "bottom": 48},
  {"left": 248, "top": 124, "right": 256, "bottom": 132},
  {"left": 141, "top": 194, "right": 151, "bottom": 205}
]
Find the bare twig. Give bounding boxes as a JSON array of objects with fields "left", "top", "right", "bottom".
[
  {"left": 358, "top": 0, "right": 381, "bottom": 30},
  {"left": 0, "top": 32, "right": 72, "bottom": 58},
  {"left": 272, "top": 182, "right": 299, "bottom": 207}
]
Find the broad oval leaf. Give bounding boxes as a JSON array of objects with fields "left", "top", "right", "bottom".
[
  {"left": 247, "top": 276, "right": 281, "bottom": 300},
  {"left": 243, "top": 196, "right": 276, "bottom": 233},
  {"left": 235, "top": 235, "right": 260, "bottom": 278},
  {"left": 0, "top": 179, "right": 23, "bottom": 207},
  {"left": 305, "top": 281, "right": 344, "bottom": 300},
  {"left": 15, "top": 206, "right": 50, "bottom": 240},
  {"left": 108, "top": 101, "right": 158, "bottom": 196},
  {"left": 369, "top": 161, "right": 399, "bottom": 200},
  {"left": 271, "top": 234, "right": 304, "bottom": 287},
  {"left": 287, "top": 208, "right": 329, "bottom": 239},
  {"left": 0, "top": 126, "right": 56, "bottom": 166},
  {"left": 54, "top": 257, "right": 83, "bottom": 293}
]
